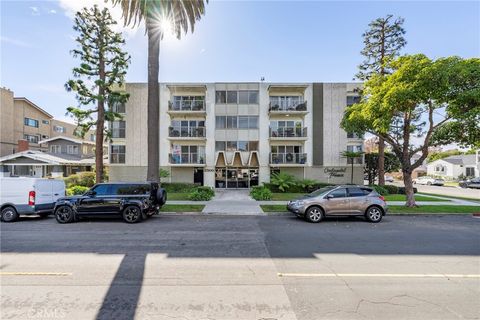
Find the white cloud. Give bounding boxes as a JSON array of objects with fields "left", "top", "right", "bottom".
[
  {"left": 58, "top": 0, "right": 142, "bottom": 38},
  {"left": 30, "top": 6, "right": 40, "bottom": 16},
  {"left": 200, "top": 48, "right": 206, "bottom": 54},
  {"left": 0, "top": 36, "right": 32, "bottom": 47},
  {"left": 49, "top": 9, "right": 57, "bottom": 14}
]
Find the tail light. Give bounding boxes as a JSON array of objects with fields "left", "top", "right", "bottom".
[
  {"left": 378, "top": 195, "right": 385, "bottom": 202},
  {"left": 28, "top": 191, "right": 36, "bottom": 206}
]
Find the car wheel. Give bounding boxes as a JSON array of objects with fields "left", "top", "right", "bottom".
[
  {"left": 305, "top": 206, "right": 324, "bottom": 223},
  {"left": 55, "top": 206, "right": 74, "bottom": 224},
  {"left": 123, "top": 205, "right": 142, "bottom": 223},
  {"left": 1, "top": 206, "right": 19, "bottom": 222},
  {"left": 365, "top": 206, "right": 383, "bottom": 223},
  {"left": 427, "top": 181, "right": 432, "bottom": 185}
]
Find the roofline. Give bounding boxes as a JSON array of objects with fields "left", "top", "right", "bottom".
[
  {"left": 14, "top": 97, "right": 53, "bottom": 118},
  {"left": 38, "top": 136, "right": 97, "bottom": 146}
]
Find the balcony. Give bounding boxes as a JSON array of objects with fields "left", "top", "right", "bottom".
[
  {"left": 168, "top": 100, "right": 206, "bottom": 116},
  {"left": 169, "top": 153, "right": 206, "bottom": 166},
  {"left": 269, "top": 127, "right": 307, "bottom": 140},
  {"left": 268, "top": 101, "right": 308, "bottom": 115},
  {"left": 168, "top": 126, "right": 206, "bottom": 140},
  {"left": 270, "top": 153, "right": 307, "bottom": 166}
]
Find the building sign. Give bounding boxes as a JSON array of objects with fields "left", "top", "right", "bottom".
[{"left": 324, "top": 167, "right": 346, "bottom": 178}]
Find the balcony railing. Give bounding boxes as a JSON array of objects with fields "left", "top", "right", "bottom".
[
  {"left": 269, "top": 101, "right": 307, "bottom": 112},
  {"left": 168, "top": 100, "right": 205, "bottom": 111},
  {"left": 168, "top": 126, "right": 206, "bottom": 138},
  {"left": 269, "top": 127, "right": 307, "bottom": 138},
  {"left": 169, "top": 153, "right": 205, "bottom": 164},
  {"left": 270, "top": 153, "right": 307, "bottom": 165}
]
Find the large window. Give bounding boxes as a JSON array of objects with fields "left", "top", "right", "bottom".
[
  {"left": 270, "top": 145, "right": 305, "bottom": 164},
  {"left": 111, "top": 145, "right": 126, "bottom": 163},
  {"left": 170, "top": 120, "right": 205, "bottom": 137},
  {"left": 270, "top": 120, "right": 304, "bottom": 137},
  {"left": 112, "top": 102, "right": 126, "bottom": 113},
  {"left": 53, "top": 125, "right": 66, "bottom": 133},
  {"left": 216, "top": 90, "right": 259, "bottom": 104},
  {"left": 269, "top": 96, "right": 305, "bottom": 111},
  {"left": 67, "top": 145, "right": 79, "bottom": 154},
  {"left": 466, "top": 167, "right": 475, "bottom": 177},
  {"left": 171, "top": 96, "right": 205, "bottom": 111},
  {"left": 111, "top": 120, "right": 126, "bottom": 138},
  {"left": 347, "top": 96, "right": 361, "bottom": 106},
  {"left": 170, "top": 145, "right": 205, "bottom": 164},
  {"left": 50, "top": 145, "right": 61, "bottom": 153},
  {"left": 24, "top": 118, "right": 39, "bottom": 128},
  {"left": 42, "top": 120, "right": 50, "bottom": 125},
  {"left": 24, "top": 134, "right": 39, "bottom": 143},
  {"left": 216, "top": 141, "right": 258, "bottom": 152},
  {"left": 215, "top": 116, "right": 259, "bottom": 129}
]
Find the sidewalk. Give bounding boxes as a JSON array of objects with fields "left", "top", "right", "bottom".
[{"left": 201, "top": 189, "right": 264, "bottom": 215}]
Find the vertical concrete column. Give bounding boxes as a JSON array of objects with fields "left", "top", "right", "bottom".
[
  {"left": 204, "top": 83, "right": 216, "bottom": 188},
  {"left": 258, "top": 83, "right": 270, "bottom": 185}
]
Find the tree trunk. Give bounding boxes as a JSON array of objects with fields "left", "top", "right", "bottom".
[
  {"left": 96, "top": 45, "right": 105, "bottom": 184},
  {"left": 146, "top": 21, "right": 160, "bottom": 182},
  {"left": 378, "top": 138, "right": 385, "bottom": 185},
  {"left": 402, "top": 170, "right": 416, "bottom": 207},
  {"left": 350, "top": 161, "right": 354, "bottom": 184}
]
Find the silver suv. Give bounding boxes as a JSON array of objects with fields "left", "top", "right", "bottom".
[{"left": 287, "top": 185, "right": 388, "bottom": 223}]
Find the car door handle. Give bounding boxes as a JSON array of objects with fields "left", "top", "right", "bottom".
[{"left": 54, "top": 193, "right": 59, "bottom": 196}]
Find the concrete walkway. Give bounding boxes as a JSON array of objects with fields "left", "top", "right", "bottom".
[{"left": 201, "top": 189, "right": 264, "bottom": 215}]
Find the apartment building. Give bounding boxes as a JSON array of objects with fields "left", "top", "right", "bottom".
[
  {"left": 0, "top": 87, "right": 96, "bottom": 156},
  {"left": 109, "top": 82, "right": 364, "bottom": 188}
]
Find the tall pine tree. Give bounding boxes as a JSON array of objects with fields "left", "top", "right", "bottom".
[
  {"left": 66, "top": 5, "right": 130, "bottom": 183},
  {"left": 355, "top": 15, "right": 406, "bottom": 186}
]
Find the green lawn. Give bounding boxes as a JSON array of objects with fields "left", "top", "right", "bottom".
[
  {"left": 160, "top": 204, "right": 205, "bottom": 212},
  {"left": 167, "top": 193, "right": 190, "bottom": 200},
  {"left": 384, "top": 194, "right": 449, "bottom": 202},
  {"left": 260, "top": 204, "right": 480, "bottom": 214}
]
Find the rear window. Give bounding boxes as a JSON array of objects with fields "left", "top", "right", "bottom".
[
  {"left": 348, "top": 187, "right": 367, "bottom": 197},
  {"left": 113, "top": 184, "right": 150, "bottom": 195}
]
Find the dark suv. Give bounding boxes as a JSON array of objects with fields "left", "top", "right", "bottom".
[{"left": 53, "top": 182, "right": 167, "bottom": 224}]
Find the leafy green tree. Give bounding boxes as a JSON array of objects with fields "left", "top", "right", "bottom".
[
  {"left": 356, "top": 15, "right": 406, "bottom": 186},
  {"left": 341, "top": 151, "right": 364, "bottom": 184},
  {"left": 111, "top": 0, "right": 208, "bottom": 182},
  {"left": 342, "top": 54, "right": 480, "bottom": 207},
  {"left": 65, "top": 5, "right": 130, "bottom": 183},
  {"left": 364, "top": 152, "right": 401, "bottom": 185}
]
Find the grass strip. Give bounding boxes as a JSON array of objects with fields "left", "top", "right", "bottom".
[
  {"left": 269, "top": 193, "right": 305, "bottom": 201},
  {"left": 167, "top": 193, "right": 191, "bottom": 200},
  {"left": 384, "top": 194, "right": 449, "bottom": 202},
  {"left": 417, "top": 192, "right": 480, "bottom": 203},
  {"left": 160, "top": 204, "right": 205, "bottom": 212}
]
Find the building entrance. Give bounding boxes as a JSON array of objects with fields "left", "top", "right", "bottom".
[{"left": 215, "top": 167, "right": 259, "bottom": 188}]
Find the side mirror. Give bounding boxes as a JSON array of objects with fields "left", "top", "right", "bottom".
[
  {"left": 86, "top": 190, "right": 96, "bottom": 197},
  {"left": 326, "top": 194, "right": 334, "bottom": 199}
]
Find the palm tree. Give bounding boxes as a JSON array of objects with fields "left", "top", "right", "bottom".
[
  {"left": 111, "top": 0, "right": 208, "bottom": 182},
  {"left": 341, "top": 150, "right": 364, "bottom": 184}
]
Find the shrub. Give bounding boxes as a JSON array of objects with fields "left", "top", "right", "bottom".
[
  {"left": 187, "top": 186, "right": 215, "bottom": 201},
  {"left": 398, "top": 187, "right": 418, "bottom": 194},
  {"left": 383, "top": 185, "right": 399, "bottom": 194},
  {"left": 296, "top": 179, "right": 318, "bottom": 193},
  {"left": 369, "top": 184, "right": 389, "bottom": 195},
  {"left": 270, "top": 172, "right": 297, "bottom": 192},
  {"left": 66, "top": 185, "right": 90, "bottom": 196},
  {"left": 162, "top": 183, "right": 197, "bottom": 193},
  {"left": 264, "top": 181, "right": 333, "bottom": 193},
  {"left": 64, "top": 171, "right": 96, "bottom": 188},
  {"left": 250, "top": 186, "right": 272, "bottom": 200}
]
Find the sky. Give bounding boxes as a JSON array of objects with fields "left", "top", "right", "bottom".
[{"left": 0, "top": 0, "right": 479, "bottom": 122}]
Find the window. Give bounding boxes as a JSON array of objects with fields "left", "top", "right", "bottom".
[
  {"left": 238, "top": 116, "right": 249, "bottom": 129},
  {"left": 90, "top": 134, "right": 95, "bottom": 142},
  {"left": 92, "top": 184, "right": 110, "bottom": 196},
  {"left": 112, "top": 120, "right": 126, "bottom": 138},
  {"left": 53, "top": 125, "right": 66, "bottom": 133},
  {"left": 50, "top": 145, "right": 61, "bottom": 153},
  {"left": 347, "top": 132, "right": 361, "bottom": 139},
  {"left": 249, "top": 91, "right": 259, "bottom": 104},
  {"left": 111, "top": 145, "right": 126, "bottom": 163},
  {"left": 24, "top": 134, "right": 39, "bottom": 143},
  {"left": 348, "top": 187, "right": 366, "bottom": 197},
  {"left": 227, "top": 91, "right": 238, "bottom": 104},
  {"left": 83, "top": 145, "right": 89, "bottom": 154},
  {"left": 112, "top": 102, "right": 126, "bottom": 113},
  {"left": 215, "top": 141, "right": 226, "bottom": 151},
  {"left": 238, "top": 141, "right": 248, "bottom": 151},
  {"left": 42, "top": 120, "right": 50, "bottom": 125},
  {"left": 114, "top": 184, "right": 150, "bottom": 195},
  {"left": 216, "top": 116, "right": 226, "bottom": 129},
  {"left": 238, "top": 91, "right": 249, "bottom": 104},
  {"left": 216, "top": 141, "right": 258, "bottom": 151},
  {"left": 328, "top": 188, "right": 346, "bottom": 198},
  {"left": 227, "top": 116, "right": 237, "bottom": 129},
  {"left": 215, "top": 91, "right": 226, "bottom": 104},
  {"left": 24, "top": 118, "right": 39, "bottom": 128},
  {"left": 42, "top": 135, "right": 49, "bottom": 139},
  {"left": 226, "top": 141, "right": 237, "bottom": 151},
  {"left": 67, "top": 145, "right": 79, "bottom": 154},
  {"left": 466, "top": 167, "right": 475, "bottom": 177},
  {"left": 248, "top": 116, "right": 258, "bottom": 129},
  {"left": 347, "top": 96, "right": 361, "bottom": 106}
]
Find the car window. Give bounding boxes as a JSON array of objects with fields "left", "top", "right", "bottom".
[
  {"left": 348, "top": 187, "right": 367, "bottom": 197},
  {"left": 328, "top": 188, "right": 346, "bottom": 198},
  {"left": 92, "top": 184, "right": 110, "bottom": 196},
  {"left": 115, "top": 184, "right": 150, "bottom": 195},
  {"left": 307, "top": 186, "right": 335, "bottom": 197},
  {"left": 361, "top": 188, "right": 373, "bottom": 195}
]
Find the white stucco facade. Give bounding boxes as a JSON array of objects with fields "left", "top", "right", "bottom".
[
  {"left": 427, "top": 153, "right": 479, "bottom": 179},
  {"left": 108, "top": 82, "right": 364, "bottom": 187}
]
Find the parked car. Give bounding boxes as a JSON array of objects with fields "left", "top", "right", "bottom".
[
  {"left": 384, "top": 175, "right": 394, "bottom": 183},
  {"left": 0, "top": 177, "right": 65, "bottom": 222},
  {"left": 459, "top": 177, "right": 480, "bottom": 189},
  {"left": 413, "top": 176, "right": 445, "bottom": 186},
  {"left": 287, "top": 185, "right": 388, "bottom": 223},
  {"left": 53, "top": 182, "right": 167, "bottom": 224}
]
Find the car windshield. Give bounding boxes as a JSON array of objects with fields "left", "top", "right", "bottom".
[{"left": 306, "top": 186, "right": 336, "bottom": 197}]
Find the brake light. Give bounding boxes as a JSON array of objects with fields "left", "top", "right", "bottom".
[
  {"left": 379, "top": 195, "right": 385, "bottom": 202},
  {"left": 28, "top": 191, "right": 36, "bottom": 206}
]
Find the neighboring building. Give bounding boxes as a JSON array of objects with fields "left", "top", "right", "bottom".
[
  {"left": 427, "top": 153, "right": 479, "bottom": 179},
  {"left": 109, "top": 82, "right": 364, "bottom": 188},
  {"left": 0, "top": 87, "right": 95, "bottom": 157},
  {"left": 0, "top": 136, "right": 106, "bottom": 178}
]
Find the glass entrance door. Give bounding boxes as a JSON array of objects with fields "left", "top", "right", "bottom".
[{"left": 215, "top": 167, "right": 259, "bottom": 189}]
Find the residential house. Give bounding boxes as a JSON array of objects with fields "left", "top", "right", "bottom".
[{"left": 427, "top": 154, "right": 479, "bottom": 179}]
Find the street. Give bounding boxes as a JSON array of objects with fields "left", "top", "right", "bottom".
[{"left": 1, "top": 214, "right": 479, "bottom": 320}]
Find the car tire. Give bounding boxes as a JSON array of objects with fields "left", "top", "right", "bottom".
[
  {"left": 122, "top": 205, "right": 142, "bottom": 223},
  {"left": 427, "top": 181, "right": 432, "bottom": 185},
  {"left": 1, "top": 206, "right": 19, "bottom": 222},
  {"left": 55, "top": 206, "right": 74, "bottom": 224},
  {"left": 365, "top": 206, "right": 383, "bottom": 223},
  {"left": 305, "top": 206, "right": 324, "bottom": 223}
]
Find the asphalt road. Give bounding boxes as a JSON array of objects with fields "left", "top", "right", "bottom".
[{"left": 1, "top": 214, "right": 479, "bottom": 320}]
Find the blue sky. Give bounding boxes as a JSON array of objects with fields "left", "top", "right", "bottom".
[{"left": 1, "top": 0, "right": 479, "bottom": 121}]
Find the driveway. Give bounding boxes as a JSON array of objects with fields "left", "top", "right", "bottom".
[{"left": 1, "top": 215, "right": 479, "bottom": 320}]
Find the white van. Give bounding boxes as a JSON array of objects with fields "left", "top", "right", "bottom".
[{"left": 0, "top": 177, "right": 65, "bottom": 222}]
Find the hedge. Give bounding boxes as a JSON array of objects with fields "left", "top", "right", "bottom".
[
  {"left": 161, "top": 183, "right": 198, "bottom": 193},
  {"left": 250, "top": 186, "right": 273, "bottom": 200},
  {"left": 263, "top": 182, "right": 332, "bottom": 193}
]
